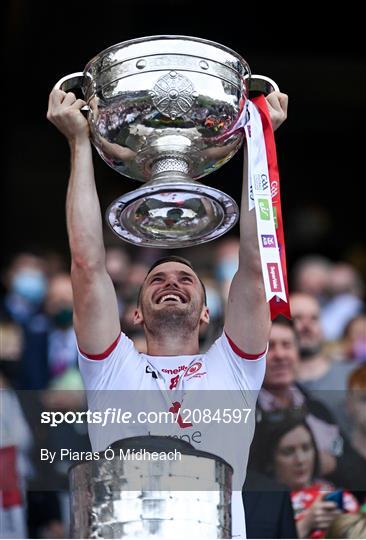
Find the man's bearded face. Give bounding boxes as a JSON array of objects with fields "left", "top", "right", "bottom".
[{"left": 139, "top": 262, "right": 206, "bottom": 334}]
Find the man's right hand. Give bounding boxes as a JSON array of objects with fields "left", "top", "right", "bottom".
[{"left": 47, "top": 88, "right": 89, "bottom": 143}]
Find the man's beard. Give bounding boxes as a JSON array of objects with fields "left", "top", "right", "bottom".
[
  {"left": 299, "top": 342, "right": 322, "bottom": 358},
  {"left": 143, "top": 303, "right": 201, "bottom": 338}
]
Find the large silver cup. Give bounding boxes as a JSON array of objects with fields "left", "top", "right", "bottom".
[
  {"left": 56, "top": 35, "right": 278, "bottom": 248},
  {"left": 69, "top": 437, "right": 233, "bottom": 538}
]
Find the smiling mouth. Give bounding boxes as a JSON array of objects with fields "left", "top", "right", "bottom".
[{"left": 157, "top": 294, "right": 186, "bottom": 304}]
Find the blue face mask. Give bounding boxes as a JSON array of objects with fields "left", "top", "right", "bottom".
[
  {"left": 11, "top": 270, "right": 47, "bottom": 304},
  {"left": 52, "top": 307, "right": 73, "bottom": 328}
]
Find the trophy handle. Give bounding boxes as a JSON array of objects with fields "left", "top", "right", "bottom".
[
  {"left": 246, "top": 75, "right": 280, "bottom": 96},
  {"left": 54, "top": 72, "right": 89, "bottom": 111}
]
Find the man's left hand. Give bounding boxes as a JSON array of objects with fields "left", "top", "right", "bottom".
[{"left": 265, "top": 91, "right": 288, "bottom": 131}]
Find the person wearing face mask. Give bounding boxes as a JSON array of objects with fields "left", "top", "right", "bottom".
[
  {"left": 2, "top": 253, "right": 48, "bottom": 325},
  {"left": 17, "top": 273, "right": 79, "bottom": 390},
  {"left": 43, "top": 273, "right": 78, "bottom": 383},
  {"left": 1, "top": 253, "right": 51, "bottom": 389}
]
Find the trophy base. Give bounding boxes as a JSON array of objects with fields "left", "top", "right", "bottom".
[{"left": 106, "top": 181, "right": 239, "bottom": 248}]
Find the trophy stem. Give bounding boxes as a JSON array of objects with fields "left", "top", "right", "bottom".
[
  {"left": 151, "top": 156, "right": 190, "bottom": 180},
  {"left": 107, "top": 143, "right": 239, "bottom": 248}
]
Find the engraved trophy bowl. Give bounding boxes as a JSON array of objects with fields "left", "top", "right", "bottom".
[{"left": 55, "top": 35, "right": 278, "bottom": 248}]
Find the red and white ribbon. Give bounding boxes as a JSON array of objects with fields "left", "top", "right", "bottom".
[{"left": 238, "top": 96, "right": 290, "bottom": 319}]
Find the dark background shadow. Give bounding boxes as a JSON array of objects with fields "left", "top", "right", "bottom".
[{"left": 3, "top": 0, "right": 365, "bottom": 277}]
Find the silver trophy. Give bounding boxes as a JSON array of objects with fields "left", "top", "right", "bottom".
[
  {"left": 55, "top": 35, "right": 278, "bottom": 248},
  {"left": 69, "top": 437, "right": 233, "bottom": 538}
]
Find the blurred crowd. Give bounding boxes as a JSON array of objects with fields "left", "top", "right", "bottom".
[{"left": 0, "top": 240, "right": 365, "bottom": 538}]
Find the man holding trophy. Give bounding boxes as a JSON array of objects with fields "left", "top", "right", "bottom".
[{"left": 47, "top": 36, "right": 288, "bottom": 539}]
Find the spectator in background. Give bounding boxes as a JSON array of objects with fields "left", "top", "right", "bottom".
[
  {"left": 198, "top": 275, "right": 225, "bottom": 350},
  {"left": 213, "top": 236, "right": 239, "bottom": 302},
  {"left": 0, "top": 320, "right": 33, "bottom": 538},
  {"left": 118, "top": 258, "right": 151, "bottom": 352},
  {"left": 290, "top": 292, "right": 357, "bottom": 437},
  {"left": 250, "top": 414, "right": 359, "bottom": 538},
  {"left": 37, "top": 273, "right": 87, "bottom": 536},
  {"left": 44, "top": 273, "right": 78, "bottom": 385},
  {"left": 291, "top": 255, "right": 332, "bottom": 307},
  {"left": 1, "top": 252, "right": 48, "bottom": 325},
  {"left": 256, "top": 316, "right": 343, "bottom": 475},
  {"left": 105, "top": 246, "right": 131, "bottom": 317},
  {"left": 329, "top": 365, "right": 366, "bottom": 500},
  {"left": 321, "top": 262, "right": 365, "bottom": 342},
  {"left": 291, "top": 256, "right": 365, "bottom": 343},
  {"left": 18, "top": 272, "right": 79, "bottom": 390},
  {"left": 0, "top": 319, "right": 22, "bottom": 387},
  {"left": 341, "top": 314, "right": 366, "bottom": 364},
  {"left": 125, "top": 258, "right": 151, "bottom": 296},
  {"left": 0, "top": 310, "right": 68, "bottom": 538},
  {"left": 325, "top": 509, "right": 366, "bottom": 539},
  {"left": 41, "top": 251, "right": 68, "bottom": 279}
]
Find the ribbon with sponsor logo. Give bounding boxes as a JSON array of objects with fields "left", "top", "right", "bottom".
[
  {"left": 252, "top": 95, "right": 290, "bottom": 319},
  {"left": 233, "top": 95, "right": 290, "bottom": 319}
]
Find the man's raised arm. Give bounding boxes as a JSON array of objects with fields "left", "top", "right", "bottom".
[
  {"left": 47, "top": 88, "right": 121, "bottom": 354},
  {"left": 224, "top": 92, "right": 288, "bottom": 355}
]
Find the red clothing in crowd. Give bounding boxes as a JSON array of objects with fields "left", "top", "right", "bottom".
[{"left": 291, "top": 480, "right": 359, "bottom": 538}]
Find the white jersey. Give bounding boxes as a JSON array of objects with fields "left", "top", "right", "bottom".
[{"left": 78, "top": 332, "right": 266, "bottom": 538}]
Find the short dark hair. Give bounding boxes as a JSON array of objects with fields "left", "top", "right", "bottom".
[
  {"left": 272, "top": 314, "right": 295, "bottom": 329},
  {"left": 137, "top": 256, "right": 207, "bottom": 306}
]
